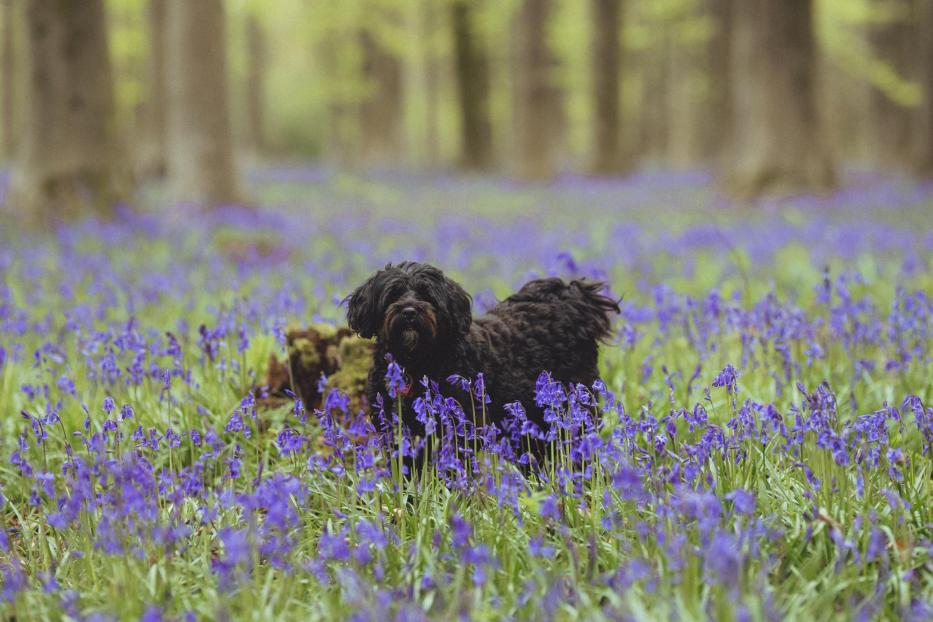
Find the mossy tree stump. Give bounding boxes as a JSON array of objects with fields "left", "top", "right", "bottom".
[{"left": 255, "top": 324, "right": 373, "bottom": 415}]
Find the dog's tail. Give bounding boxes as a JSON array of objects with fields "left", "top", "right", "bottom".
[
  {"left": 507, "top": 277, "right": 620, "bottom": 342},
  {"left": 565, "top": 280, "right": 621, "bottom": 342}
]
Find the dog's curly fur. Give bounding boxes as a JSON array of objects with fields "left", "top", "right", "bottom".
[{"left": 346, "top": 262, "right": 620, "bottom": 452}]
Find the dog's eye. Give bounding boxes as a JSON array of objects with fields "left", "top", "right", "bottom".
[{"left": 415, "top": 285, "right": 434, "bottom": 303}]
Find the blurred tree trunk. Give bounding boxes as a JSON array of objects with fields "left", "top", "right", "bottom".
[
  {"left": 165, "top": 0, "right": 239, "bottom": 206},
  {"left": 727, "top": 0, "right": 834, "bottom": 195},
  {"left": 638, "top": 39, "right": 670, "bottom": 164},
  {"left": 513, "top": 0, "right": 555, "bottom": 180},
  {"left": 0, "top": 0, "right": 16, "bottom": 160},
  {"left": 548, "top": 59, "right": 568, "bottom": 170},
  {"left": 244, "top": 12, "right": 266, "bottom": 155},
  {"left": 317, "top": 17, "right": 361, "bottom": 167},
  {"left": 1, "top": 0, "right": 16, "bottom": 160},
  {"left": 320, "top": 34, "right": 355, "bottom": 166},
  {"left": 919, "top": 0, "right": 933, "bottom": 174},
  {"left": 866, "top": 0, "right": 915, "bottom": 170},
  {"left": 666, "top": 26, "right": 705, "bottom": 167},
  {"left": 359, "top": 28, "right": 403, "bottom": 165},
  {"left": 701, "top": 0, "right": 732, "bottom": 164},
  {"left": 452, "top": 0, "right": 493, "bottom": 170},
  {"left": 10, "top": 0, "right": 124, "bottom": 220},
  {"left": 822, "top": 54, "right": 873, "bottom": 166},
  {"left": 137, "top": 0, "right": 167, "bottom": 178},
  {"left": 589, "top": 0, "right": 624, "bottom": 174},
  {"left": 421, "top": 0, "right": 442, "bottom": 165}
]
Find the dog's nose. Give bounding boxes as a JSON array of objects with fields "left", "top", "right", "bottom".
[{"left": 401, "top": 306, "right": 417, "bottom": 320}]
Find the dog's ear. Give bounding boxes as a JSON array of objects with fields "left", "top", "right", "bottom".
[
  {"left": 443, "top": 276, "right": 473, "bottom": 338},
  {"left": 345, "top": 274, "right": 381, "bottom": 338}
]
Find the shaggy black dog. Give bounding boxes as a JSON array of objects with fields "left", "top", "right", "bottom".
[{"left": 345, "top": 261, "right": 619, "bottom": 460}]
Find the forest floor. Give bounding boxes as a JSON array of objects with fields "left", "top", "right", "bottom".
[{"left": 0, "top": 166, "right": 931, "bottom": 620}]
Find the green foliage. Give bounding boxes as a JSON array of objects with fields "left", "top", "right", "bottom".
[{"left": 819, "top": 0, "right": 921, "bottom": 107}]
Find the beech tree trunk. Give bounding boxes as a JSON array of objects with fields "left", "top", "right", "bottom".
[
  {"left": 421, "top": 0, "right": 442, "bottom": 165},
  {"left": 137, "top": 0, "right": 167, "bottom": 178},
  {"left": 451, "top": 0, "right": 493, "bottom": 170},
  {"left": 320, "top": 35, "right": 355, "bottom": 166},
  {"left": 638, "top": 38, "right": 670, "bottom": 164},
  {"left": 317, "top": 20, "right": 360, "bottom": 166},
  {"left": 359, "top": 28, "right": 403, "bottom": 165},
  {"left": 1, "top": 0, "right": 16, "bottom": 160},
  {"left": 820, "top": 30, "right": 873, "bottom": 166},
  {"left": 244, "top": 12, "right": 266, "bottom": 154},
  {"left": 512, "top": 0, "right": 555, "bottom": 180},
  {"left": 727, "top": 0, "right": 834, "bottom": 195},
  {"left": 666, "top": 33, "right": 705, "bottom": 167},
  {"left": 589, "top": 0, "right": 624, "bottom": 174},
  {"left": 919, "top": 0, "right": 933, "bottom": 175},
  {"left": 10, "top": 0, "right": 124, "bottom": 220},
  {"left": 866, "top": 0, "right": 915, "bottom": 170},
  {"left": 165, "top": 0, "right": 239, "bottom": 206},
  {"left": 702, "top": 0, "right": 732, "bottom": 164}
]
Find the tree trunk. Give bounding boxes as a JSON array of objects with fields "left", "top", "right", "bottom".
[
  {"left": 512, "top": 0, "right": 555, "bottom": 180},
  {"left": 589, "top": 0, "right": 624, "bottom": 174},
  {"left": 451, "top": 0, "right": 493, "bottom": 170},
  {"left": 137, "top": 0, "right": 167, "bottom": 178},
  {"left": 866, "top": 0, "right": 916, "bottom": 170},
  {"left": 727, "top": 0, "right": 834, "bottom": 195},
  {"left": 421, "top": 0, "right": 442, "bottom": 166},
  {"left": 244, "top": 12, "right": 266, "bottom": 155},
  {"left": 548, "top": 54, "right": 568, "bottom": 170},
  {"left": 919, "top": 0, "right": 933, "bottom": 174},
  {"left": 10, "top": 0, "right": 124, "bottom": 220},
  {"left": 320, "top": 33, "right": 355, "bottom": 166},
  {"left": 1, "top": 0, "right": 16, "bottom": 160},
  {"left": 701, "top": 0, "right": 732, "bottom": 164},
  {"left": 638, "top": 36, "right": 670, "bottom": 164},
  {"left": 165, "top": 0, "right": 239, "bottom": 206},
  {"left": 819, "top": 48, "right": 875, "bottom": 167},
  {"left": 359, "top": 28, "right": 403, "bottom": 166},
  {"left": 666, "top": 30, "right": 705, "bottom": 167}
]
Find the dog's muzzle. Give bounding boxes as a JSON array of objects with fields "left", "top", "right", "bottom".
[{"left": 384, "top": 301, "right": 437, "bottom": 360}]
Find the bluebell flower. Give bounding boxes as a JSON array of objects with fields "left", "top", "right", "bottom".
[
  {"left": 539, "top": 495, "right": 560, "bottom": 520},
  {"left": 725, "top": 489, "right": 756, "bottom": 515},
  {"left": 120, "top": 404, "right": 134, "bottom": 421},
  {"left": 704, "top": 530, "right": 741, "bottom": 588},
  {"left": 447, "top": 373, "right": 471, "bottom": 393},
  {"left": 385, "top": 356, "right": 406, "bottom": 398},
  {"left": 318, "top": 527, "right": 351, "bottom": 562},
  {"left": 529, "top": 535, "right": 555, "bottom": 558},
  {"left": 450, "top": 514, "right": 472, "bottom": 549},
  {"left": 140, "top": 606, "right": 165, "bottom": 622},
  {"left": 712, "top": 364, "right": 738, "bottom": 394},
  {"left": 0, "top": 560, "right": 26, "bottom": 603}
]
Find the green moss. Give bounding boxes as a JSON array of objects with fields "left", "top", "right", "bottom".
[
  {"left": 326, "top": 335, "right": 372, "bottom": 398},
  {"left": 289, "top": 337, "right": 320, "bottom": 367},
  {"left": 310, "top": 322, "right": 339, "bottom": 340}
]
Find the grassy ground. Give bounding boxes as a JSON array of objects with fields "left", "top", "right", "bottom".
[{"left": 0, "top": 168, "right": 931, "bottom": 620}]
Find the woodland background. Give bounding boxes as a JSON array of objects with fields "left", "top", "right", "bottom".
[
  {"left": 1, "top": 3, "right": 932, "bottom": 619},
  {"left": 1, "top": 0, "right": 933, "bottom": 219}
]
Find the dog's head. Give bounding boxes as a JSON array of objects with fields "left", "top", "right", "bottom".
[{"left": 345, "top": 262, "right": 472, "bottom": 363}]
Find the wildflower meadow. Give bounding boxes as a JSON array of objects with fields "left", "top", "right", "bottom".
[{"left": 1, "top": 168, "right": 931, "bottom": 621}]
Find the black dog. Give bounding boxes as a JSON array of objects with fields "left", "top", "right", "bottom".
[{"left": 345, "top": 262, "right": 619, "bottom": 460}]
